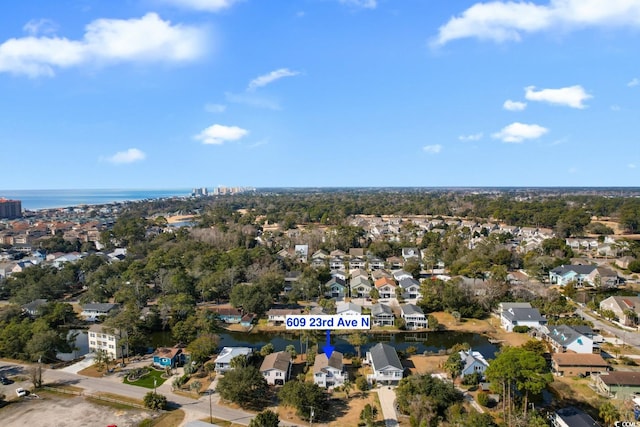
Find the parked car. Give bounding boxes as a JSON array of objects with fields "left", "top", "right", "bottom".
[
  {"left": 16, "top": 387, "right": 27, "bottom": 397},
  {"left": 0, "top": 376, "right": 13, "bottom": 385}
]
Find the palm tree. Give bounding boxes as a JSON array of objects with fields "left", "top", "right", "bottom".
[
  {"left": 343, "top": 380, "right": 353, "bottom": 399},
  {"left": 348, "top": 332, "right": 367, "bottom": 359},
  {"left": 599, "top": 401, "right": 620, "bottom": 427}
]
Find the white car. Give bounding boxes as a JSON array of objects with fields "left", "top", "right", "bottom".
[{"left": 16, "top": 387, "right": 27, "bottom": 397}]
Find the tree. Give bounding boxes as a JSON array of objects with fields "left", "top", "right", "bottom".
[
  {"left": 143, "top": 391, "right": 168, "bottom": 410},
  {"left": 285, "top": 344, "right": 297, "bottom": 359},
  {"left": 260, "top": 343, "right": 275, "bottom": 356},
  {"left": 216, "top": 366, "right": 269, "bottom": 409},
  {"left": 186, "top": 333, "right": 219, "bottom": 364},
  {"left": 28, "top": 364, "right": 43, "bottom": 389},
  {"left": 342, "top": 380, "right": 353, "bottom": 399},
  {"left": 249, "top": 410, "right": 280, "bottom": 427},
  {"left": 355, "top": 376, "right": 369, "bottom": 398},
  {"left": 599, "top": 401, "right": 620, "bottom": 427},
  {"left": 347, "top": 332, "right": 367, "bottom": 359},
  {"left": 360, "top": 403, "right": 378, "bottom": 427},
  {"left": 190, "top": 380, "right": 202, "bottom": 396},
  {"left": 278, "top": 380, "right": 329, "bottom": 421},
  {"left": 444, "top": 352, "right": 463, "bottom": 380}
]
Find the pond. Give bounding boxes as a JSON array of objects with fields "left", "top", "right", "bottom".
[
  {"left": 149, "top": 330, "right": 499, "bottom": 359},
  {"left": 56, "top": 329, "right": 90, "bottom": 361}
]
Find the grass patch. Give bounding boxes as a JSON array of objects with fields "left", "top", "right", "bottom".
[
  {"left": 123, "top": 368, "right": 167, "bottom": 389},
  {"left": 139, "top": 409, "right": 185, "bottom": 427},
  {"left": 90, "top": 391, "right": 145, "bottom": 409},
  {"left": 200, "top": 417, "right": 245, "bottom": 426}
]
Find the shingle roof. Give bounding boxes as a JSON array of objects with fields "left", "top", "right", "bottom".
[
  {"left": 369, "top": 343, "right": 402, "bottom": 371},
  {"left": 260, "top": 351, "right": 292, "bottom": 372},
  {"left": 313, "top": 351, "right": 343, "bottom": 374},
  {"left": 552, "top": 353, "right": 608, "bottom": 367},
  {"left": 82, "top": 303, "right": 118, "bottom": 312},
  {"left": 555, "top": 407, "right": 601, "bottom": 427},
  {"left": 401, "top": 304, "right": 424, "bottom": 316},
  {"left": 502, "top": 307, "right": 545, "bottom": 323},
  {"left": 599, "top": 371, "right": 640, "bottom": 386},
  {"left": 550, "top": 265, "right": 597, "bottom": 276},
  {"left": 371, "top": 303, "right": 393, "bottom": 317},
  {"left": 399, "top": 277, "right": 420, "bottom": 289}
]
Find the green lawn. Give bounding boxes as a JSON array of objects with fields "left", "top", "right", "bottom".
[{"left": 123, "top": 368, "right": 167, "bottom": 389}]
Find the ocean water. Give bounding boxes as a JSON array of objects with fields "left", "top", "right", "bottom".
[{"left": 0, "top": 189, "right": 191, "bottom": 211}]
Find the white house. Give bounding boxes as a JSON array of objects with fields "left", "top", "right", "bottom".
[
  {"left": 371, "top": 303, "right": 395, "bottom": 327},
  {"left": 399, "top": 277, "right": 421, "bottom": 300},
  {"left": 88, "top": 324, "right": 127, "bottom": 360},
  {"left": 400, "top": 304, "right": 427, "bottom": 330},
  {"left": 214, "top": 347, "right": 253, "bottom": 373},
  {"left": 459, "top": 349, "right": 489, "bottom": 378},
  {"left": 260, "top": 351, "right": 292, "bottom": 386},
  {"left": 374, "top": 277, "right": 397, "bottom": 299},
  {"left": 337, "top": 301, "right": 362, "bottom": 316},
  {"left": 499, "top": 303, "right": 546, "bottom": 332},
  {"left": 81, "top": 303, "right": 120, "bottom": 321},
  {"left": 313, "top": 352, "right": 347, "bottom": 388},
  {"left": 366, "top": 343, "right": 404, "bottom": 384},
  {"left": 545, "top": 325, "right": 594, "bottom": 354},
  {"left": 350, "top": 276, "right": 373, "bottom": 298}
]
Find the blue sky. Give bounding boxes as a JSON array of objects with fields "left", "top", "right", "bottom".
[{"left": 1, "top": 0, "right": 639, "bottom": 190}]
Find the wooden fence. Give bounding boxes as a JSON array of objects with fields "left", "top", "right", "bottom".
[{"left": 43, "top": 386, "right": 146, "bottom": 409}]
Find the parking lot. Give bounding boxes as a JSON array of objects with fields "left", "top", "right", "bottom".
[{"left": 0, "top": 393, "right": 149, "bottom": 427}]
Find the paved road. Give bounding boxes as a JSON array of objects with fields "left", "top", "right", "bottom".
[
  {"left": 575, "top": 306, "right": 640, "bottom": 348},
  {"left": 375, "top": 386, "right": 399, "bottom": 427},
  {"left": 2, "top": 361, "right": 256, "bottom": 426}
]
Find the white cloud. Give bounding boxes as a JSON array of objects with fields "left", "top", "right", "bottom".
[
  {"left": 0, "top": 13, "right": 207, "bottom": 77},
  {"left": 161, "top": 0, "right": 241, "bottom": 12},
  {"left": 525, "top": 85, "right": 592, "bottom": 109},
  {"left": 503, "top": 99, "right": 527, "bottom": 111},
  {"left": 629, "top": 163, "right": 637, "bottom": 169},
  {"left": 107, "top": 148, "right": 146, "bottom": 164},
  {"left": 628, "top": 77, "right": 639, "bottom": 87},
  {"left": 492, "top": 122, "right": 548, "bottom": 143},
  {"left": 458, "top": 133, "right": 483, "bottom": 141},
  {"left": 423, "top": 144, "right": 442, "bottom": 154},
  {"left": 225, "top": 91, "right": 281, "bottom": 110},
  {"left": 611, "top": 104, "right": 621, "bottom": 111},
  {"left": 204, "top": 103, "right": 226, "bottom": 113},
  {"left": 23, "top": 19, "right": 58, "bottom": 36},
  {"left": 339, "top": 0, "right": 377, "bottom": 9},
  {"left": 433, "top": 0, "right": 640, "bottom": 46},
  {"left": 247, "top": 68, "right": 299, "bottom": 91},
  {"left": 195, "top": 124, "right": 248, "bottom": 145}
]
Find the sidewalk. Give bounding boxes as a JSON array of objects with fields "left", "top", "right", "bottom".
[{"left": 60, "top": 353, "right": 95, "bottom": 374}]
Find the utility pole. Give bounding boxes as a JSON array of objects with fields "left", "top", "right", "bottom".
[
  {"left": 209, "top": 390, "right": 213, "bottom": 424},
  {"left": 309, "top": 406, "right": 315, "bottom": 426}
]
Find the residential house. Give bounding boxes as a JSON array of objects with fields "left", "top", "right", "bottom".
[
  {"left": 545, "top": 325, "right": 594, "bottom": 354},
  {"left": 349, "top": 248, "right": 365, "bottom": 258},
  {"left": 400, "top": 304, "right": 427, "bottom": 330},
  {"left": 595, "top": 371, "right": 640, "bottom": 399},
  {"left": 349, "top": 257, "right": 366, "bottom": 270},
  {"left": 386, "top": 256, "right": 404, "bottom": 269},
  {"left": 326, "top": 277, "right": 347, "bottom": 299},
  {"left": 551, "top": 353, "right": 609, "bottom": 377},
  {"left": 599, "top": 296, "right": 640, "bottom": 326},
  {"left": 153, "top": 347, "right": 184, "bottom": 369},
  {"left": 88, "top": 324, "right": 127, "bottom": 360},
  {"left": 366, "top": 343, "right": 404, "bottom": 385},
  {"left": 214, "top": 347, "right": 253, "bottom": 373},
  {"left": 330, "top": 257, "right": 345, "bottom": 271},
  {"left": 371, "top": 269, "right": 392, "bottom": 281},
  {"left": 549, "top": 264, "right": 618, "bottom": 288},
  {"left": 401, "top": 248, "right": 421, "bottom": 261},
  {"left": 371, "top": 303, "right": 395, "bottom": 327},
  {"left": 615, "top": 256, "right": 636, "bottom": 270},
  {"left": 499, "top": 303, "right": 546, "bottom": 332},
  {"left": 330, "top": 270, "right": 348, "bottom": 282},
  {"left": 551, "top": 407, "right": 602, "bottom": 427},
  {"left": 209, "top": 307, "right": 243, "bottom": 324},
  {"left": 350, "top": 276, "right": 373, "bottom": 298},
  {"left": 294, "top": 244, "right": 309, "bottom": 263},
  {"left": 350, "top": 268, "right": 369, "bottom": 280},
  {"left": 392, "top": 270, "right": 412, "bottom": 282},
  {"left": 266, "top": 308, "right": 303, "bottom": 325},
  {"left": 375, "top": 277, "right": 397, "bottom": 299},
  {"left": 399, "top": 277, "right": 421, "bottom": 300},
  {"left": 368, "top": 257, "right": 385, "bottom": 270},
  {"left": 313, "top": 352, "right": 347, "bottom": 388},
  {"left": 459, "top": 349, "right": 490, "bottom": 378},
  {"left": 260, "top": 351, "right": 292, "bottom": 386},
  {"left": 337, "top": 301, "right": 362, "bottom": 316},
  {"left": 22, "top": 299, "right": 48, "bottom": 317},
  {"left": 81, "top": 303, "right": 119, "bottom": 321}
]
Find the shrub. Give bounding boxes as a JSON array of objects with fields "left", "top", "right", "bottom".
[
  {"left": 512, "top": 326, "right": 530, "bottom": 333},
  {"left": 476, "top": 392, "right": 489, "bottom": 407},
  {"left": 143, "top": 392, "right": 167, "bottom": 410}
]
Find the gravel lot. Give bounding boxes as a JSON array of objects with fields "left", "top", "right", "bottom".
[{"left": 0, "top": 393, "right": 150, "bottom": 427}]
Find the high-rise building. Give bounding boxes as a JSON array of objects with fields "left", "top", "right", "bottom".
[{"left": 0, "top": 198, "right": 22, "bottom": 219}]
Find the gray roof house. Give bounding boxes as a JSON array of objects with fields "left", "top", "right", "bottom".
[
  {"left": 337, "top": 301, "right": 362, "bottom": 316},
  {"left": 552, "top": 406, "right": 602, "bottom": 427},
  {"left": 399, "top": 277, "right": 421, "bottom": 300},
  {"left": 400, "top": 304, "right": 427, "bottom": 330},
  {"left": 544, "top": 325, "right": 594, "bottom": 354},
  {"left": 81, "top": 303, "right": 120, "bottom": 321},
  {"left": 366, "top": 343, "right": 403, "bottom": 384},
  {"left": 313, "top": 351, "right": 347, "bottom": 388},
  {"left": 459, "top": 349, "right": 489, "bottom": 378},
  {"left": 260, "top": 351, "right": 292, "bottom": 385},
  {"left": 214, "top": 347, "right": 253, "bottom": 373},
  {"left": 371, "top": 303, "right": 394, "bottom": 327},
  {"left": 350, "top": 276, "right": 373, "bottom": 298},
  {"left": 22, "top": 299, "right": 48, "bottom": 316},
  {"left": 500, "top": 303, "right": 546, "bottom": 332}
]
